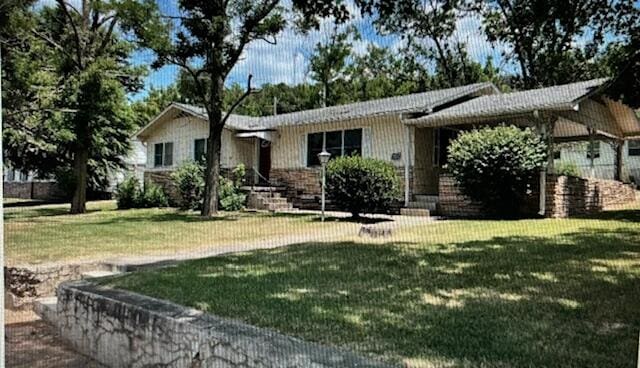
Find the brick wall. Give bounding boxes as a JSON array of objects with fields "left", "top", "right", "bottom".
[
  {"left": 545, "top": 175, "right": 636, "bottom": 218},
  {"left": 3, "top": 181, "right": 66, "bottom": 200},
  {"left": 144, "top": 171, "right": 179, "bottom": 205},
  {"left": 271, "top": 167, "right": 409, "bottom": 212},
  {"left": 439, "top": 174, "right": 637, "bottom": 218},
  {"left": 438, "top": 175, "right": 485, "bottom": 217}
]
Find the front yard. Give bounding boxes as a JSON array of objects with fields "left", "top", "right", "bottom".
[
  {"left": 105, "top": 205, "right": 640, "bottom": 367},
  {"left": 4, "top": 200, "right": 355, "bottom": 265}
]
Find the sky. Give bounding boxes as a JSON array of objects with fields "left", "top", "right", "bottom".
[{"left": 130, "top": 0, "right": 510, "bottom": 101}]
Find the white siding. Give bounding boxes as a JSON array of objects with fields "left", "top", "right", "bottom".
[
  {"left": 142, "top": 116, "right": 255, "bottom": 171},
  {"left": 271, "top": 115, "right": 409, "bottom": 169},
  {"left": 555, "top": 140, "right": 640, "bottom": 181}
]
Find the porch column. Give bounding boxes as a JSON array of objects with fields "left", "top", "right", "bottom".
[
  {"left": 404, "top": 125, "right": 411, "bottom": 207},
  {"left": 535, "top": 116, "right": 556, "bottom": 216}
]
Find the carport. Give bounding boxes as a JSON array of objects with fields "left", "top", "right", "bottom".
[{"left": 402, "top": 78, "right": 640, "bottom": 214}]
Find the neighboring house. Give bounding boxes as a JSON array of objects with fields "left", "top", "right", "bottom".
[
  {"left": 3, "top": 139, "right": 147, "bottom": 200},
  {"left": 136, "top": 79, "right": 640, "bottom": 215}
]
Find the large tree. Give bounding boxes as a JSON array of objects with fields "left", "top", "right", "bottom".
[
  {"left": 309, "top": 26, "right": 358, "bottom": 107},
  {"left": 359, "top": 0, "right": 477, "bottom": 87},
  {"left": 2, "top": 1, "right": 151, "bottom": 213},
  {"left": 124, "top": 0, "right": 352, "bottom": 217},
  {"left": 478, "top": 0, "right": 639, "bottom": 90}
]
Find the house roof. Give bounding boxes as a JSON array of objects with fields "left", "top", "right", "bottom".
[
  {"left": 135, "top": 82, "right": 498, "bottom": 139},
  {"left": 405, "top": 79, "right": 607, "bottom": 125},
  {"left": 252, "top": 82, "right": 498, "bottom": 129},
  {"left": 405, "top": 78, "right": 640, "bottom": 139}
]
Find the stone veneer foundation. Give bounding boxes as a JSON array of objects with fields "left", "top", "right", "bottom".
[
  {"left": 439, "top": 174, "right": 637, "bottom": 218},
  {"left": 54, "top": 280, "right": 394, "bottom": 368}
]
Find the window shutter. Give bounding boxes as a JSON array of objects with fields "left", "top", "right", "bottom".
[
  {"left": 300, "top": 133, "right": 307, "bottom": 167},
  {"left": 362, "top": 127, "right": 372, "bottom": 157}
]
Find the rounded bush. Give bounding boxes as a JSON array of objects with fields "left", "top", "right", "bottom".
[
  {"left": 447, "top": 125, "right": 547, "bottom": 217},
  {"left": 171, "top": 161, "right": 246, "bottom": 211},
  {"left": 115, "top": 176, "right": 140, "bottom": 209},
  {"left": 326, "top": 156, "right": 401, "bottom": 218},
  {"left": 171, "top": 161, "right": 205, "bottom": 210}
]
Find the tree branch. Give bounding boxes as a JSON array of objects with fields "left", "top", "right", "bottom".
[
  {"left": 224, "top": 0, "right": 280, "bottom": 72},
  {"left": 96, "top": 16, "right": 118, "bottom": 55},
  {"left": 30, "top": 29, "right": 81, "bottom": 69},
  {"left": 220, "top": 74, "right": 255, "bottom": 126},
  {"left": 56, "top": 0, "right": 83, "bottom": 68}
]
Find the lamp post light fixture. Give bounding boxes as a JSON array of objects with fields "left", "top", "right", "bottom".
[{"left": 318, "top": 150, "right": 331, "bottom": 222}]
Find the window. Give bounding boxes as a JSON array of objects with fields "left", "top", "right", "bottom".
[
  {"left": 586, "top": 141, "right": 600, "bottom": 159},
  {"left": 20, "top": 171, "right": 28, "bottom": 182},
  {"left": 629, "top": 140, "right": 640, "bottom": 156},
  {"left": 306, "top": 129, "right": 363, "bottom": 167},
  {"left": 553, "top": 148, "right": 561, "bottom": 160},
  {"left": 6, "top": 169, "right": 15, "bottom": 182},
  {"left": 194, "top": 138, "right": 208, "bottom": 163},
  {"left": 343, "top": 129, "right": 362, "bottom": 157},
  {"left": 154, "top": 142, "right": 174, "bottom": 167}
]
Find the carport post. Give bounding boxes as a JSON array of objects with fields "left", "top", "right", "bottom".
[{"left": 535, "top": 113, "right": 556, "bottom": 216}]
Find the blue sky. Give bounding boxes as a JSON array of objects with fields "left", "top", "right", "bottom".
[{"left": 130, "top": 0, "right": 509, "bottom": 101}]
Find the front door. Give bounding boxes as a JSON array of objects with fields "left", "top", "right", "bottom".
[{"left": 258, "top": 139, "right": 271, "bottom": 184}]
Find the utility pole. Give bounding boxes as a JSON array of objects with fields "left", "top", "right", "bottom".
[{"left": 273, "top": 96, "right": 278, "bottom": 116}]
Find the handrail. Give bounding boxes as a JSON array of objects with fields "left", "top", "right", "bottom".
[{"left": 249, "top": 168, "right": 275, "bottom": 198}]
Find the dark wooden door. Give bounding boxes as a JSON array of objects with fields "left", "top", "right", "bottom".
[{"left": 258, "top": 139, "right": 271, "bottom": 183}]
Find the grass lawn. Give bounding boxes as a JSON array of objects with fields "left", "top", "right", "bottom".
[
  {"left": 105, "top": 204, "right": 640, "bottom": 368},
  {"left": 4, "top": 201, "right": 355, "bottom": 265}
]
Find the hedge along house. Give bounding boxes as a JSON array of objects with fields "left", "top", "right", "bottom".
[{"left": 136, "top": 79, "right": 640, "bottom": 217}]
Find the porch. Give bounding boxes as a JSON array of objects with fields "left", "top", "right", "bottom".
[{"left": 402, "top": 80, "right": 640, "bottom": 217}]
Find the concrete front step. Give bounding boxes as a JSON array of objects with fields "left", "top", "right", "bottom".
[
  {"left": 407, "top": 201, "right": 438, "bottom": 211},
  {"left": 241, "top": 186, "right": 286, "bottom": 193},
  {"left": 414, "top": 195, "right": 439, "bottom": 203},
  {"left": 33, "top": 297, "right": 58, "bottom": 324},
  {"left": 267, "top": 204, "right": 294, "bottom": 211},
  {"left": 400, "top": 208, "right": 431, "bottom": 217}
]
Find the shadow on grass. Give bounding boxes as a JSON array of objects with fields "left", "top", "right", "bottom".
[
  {"left": 3, "top": 207, "right": 102, "bottom": 220},
  {"left": 107, "top": 225, "right": 640, "bottom": 367},
  {"left": 577, "top": 208, "right": 640, "bottom": 223}
]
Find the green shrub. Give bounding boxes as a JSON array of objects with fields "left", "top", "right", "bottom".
[
  {"left": 139, "top": 183, "right": 169, "bottom": 208},
  {"left": 171, "top": 161, "right": 246, "bottom": 211},
  {"left": 326, "top": 156, "right": 401, "bottom": 218},
  {"left": 115, "top": 176, "right": 168, "bottom": 209},
  {"left": 555, "top": 162, "right": 580, "bottom": 177},
  {"left": 219, "top": 164, "right": 247, "bottom": 211},
  {"left": 115, "top": 176, "right": 141, "bottom": 209},
  {"left": 447, "top": 125, "right": 547, "bottom": 217},
  {"left": 171, "top": 161, "right": 205, "bottom": 210}
]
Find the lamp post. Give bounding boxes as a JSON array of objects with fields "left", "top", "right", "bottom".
[{"left": 317, "top": 150, "right": 331, "bottom": 222}]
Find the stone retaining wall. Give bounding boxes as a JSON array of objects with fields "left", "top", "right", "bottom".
[
  {"left": 439, "top": 174, "right": 637, "bottom": 218},
  {"left": 4, "top": 263, "right": 111, "bottom": 309},
  {"left": 56, "top": 280, "right": 394, "bottom": 368}
]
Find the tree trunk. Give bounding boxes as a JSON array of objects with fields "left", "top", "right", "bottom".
[
  {"left": 202, "top": 124, "right": 223, "bottom": 217},
  {"left": 70, "top": 146, "right": 89, "bottom": 214},
  {"left": 201, "top": 74, "right": 225, "bottom": 217}
]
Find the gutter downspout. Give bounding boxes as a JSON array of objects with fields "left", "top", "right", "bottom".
[{"left": 404, "top": 124, "right": 411, "bottom": 207}]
